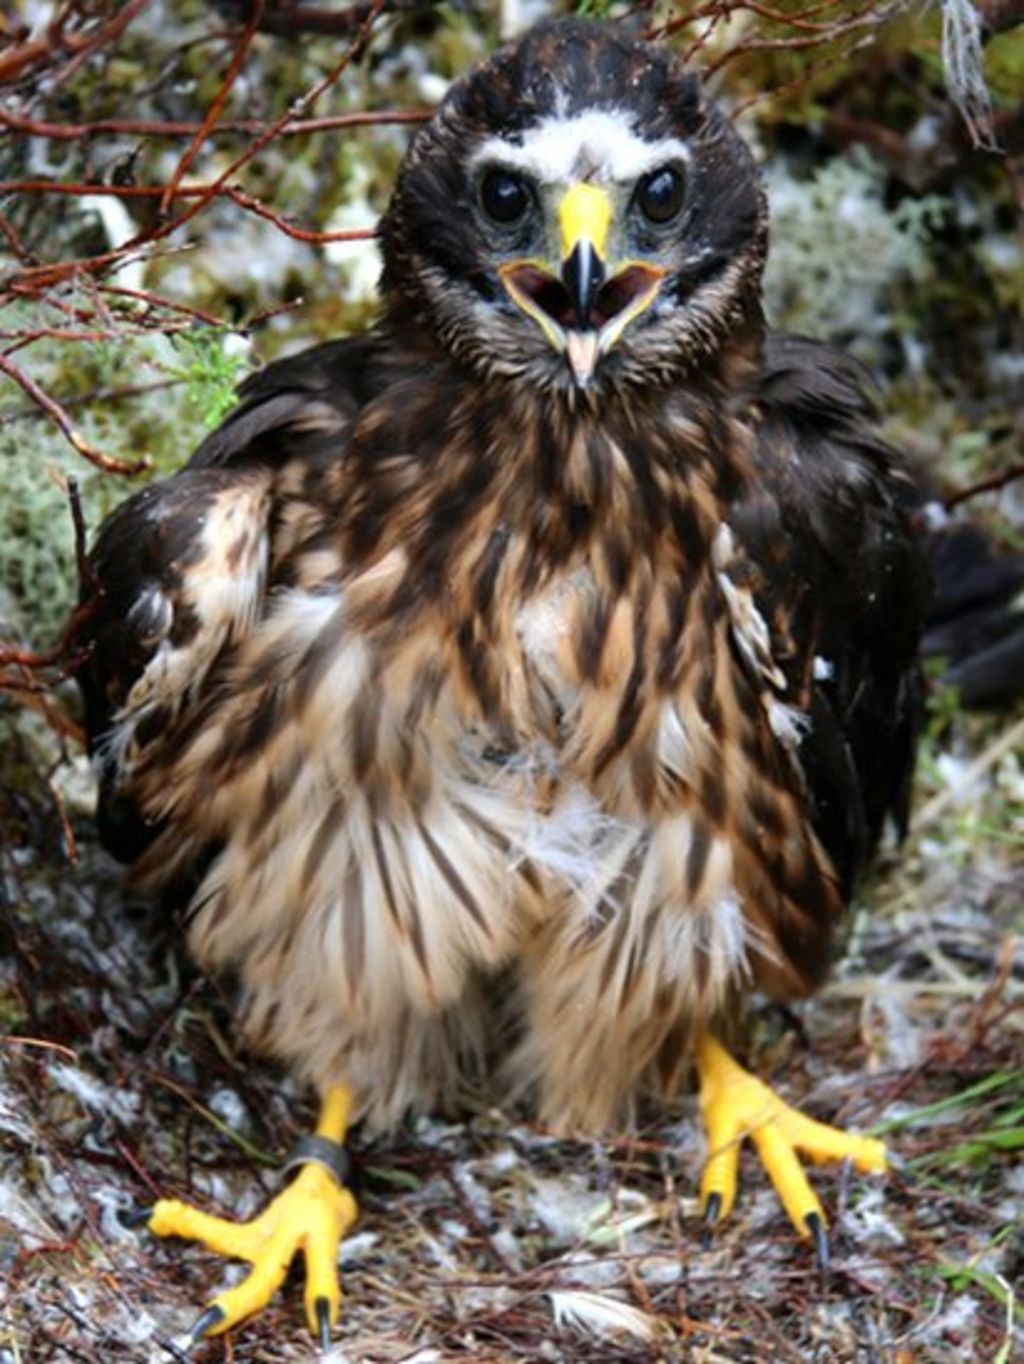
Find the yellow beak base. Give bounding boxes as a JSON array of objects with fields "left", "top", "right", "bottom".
[{"left": 557, "top": 182, "right": 612, "bottom": 263}]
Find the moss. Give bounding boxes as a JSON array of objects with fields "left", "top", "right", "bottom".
[
  {"left": 0, "top": 431, "right": 86, "bottom": 648},
  {"left": 763, "top": 149, "right": 946, "bottom": 349},
  {"left": 0, "top": 317, "right": 247, "bottom": 648}
]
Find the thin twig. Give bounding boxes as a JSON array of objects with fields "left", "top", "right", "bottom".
[
  {"left": 0, "top": 107, "right": 431, "bottom": 140},
  {"left": 0, "top": 177, "right": 379, "bottom": 244},
  {"left": 1, "top": 1, "right": 387, "bottom": 294},
  {"left": 913, "top": 713, "right": 1024, "bottom": 833},
  {"left": 0, "top": 0, "right": 148, "bottom": 82},
  {"left": 159, "top": 0, "right": 266, "bottom": 216},
  {"left": 945, "top": 462, "right": 1024, "bottom": 510},
  {"left": 0, "top": 352, "right": 149, "bottom": 475}
]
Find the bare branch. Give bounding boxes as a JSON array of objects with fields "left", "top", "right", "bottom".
[
  {"left": 159, "top": 0, "right": 267, "bottom": 216},
  {"left": 0, "top": 107, "right": 431, "bottom": 141},
  {"left": 0, "top": 0, "right": 149, "bottom": 83},
  {"left": 945, "top": 463, "right": 1024, "bottom": 510},
  {"left": 0, "top": 352, "right": 150, "bottom": 476}
]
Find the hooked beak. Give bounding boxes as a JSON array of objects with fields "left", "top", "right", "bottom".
[
  {"left": 498, "top": 181, "right": 665, "bottom": 387},
  {"left": 562, "top": 238, "right": 605, "bottom": 330}
]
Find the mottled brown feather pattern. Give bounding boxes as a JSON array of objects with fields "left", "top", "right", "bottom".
[
  {"left": 83, "top": 357, "right": 851, "bottom": 1128},
  {"left": 76, "top": 19, "right": 926, "bottom": 1133}
]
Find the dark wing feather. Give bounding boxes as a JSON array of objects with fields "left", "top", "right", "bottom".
[
  {"left": 189, "top": 335, "right": 378, "bottom": 469},
  {"left": 76, "top": 337, "right": 375, "bottom": 866},
  {"left": 735, "top": 334, "right": 929, "bottom": 895},
  {"left": 920, "top": 519, "right": 1024, "bottom": 707}
]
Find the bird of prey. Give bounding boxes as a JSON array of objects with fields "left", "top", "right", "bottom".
[{"left": 76, "top": 18, "right": 928, "bottom": 1348}]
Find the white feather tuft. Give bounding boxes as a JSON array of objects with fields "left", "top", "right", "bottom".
[
  {"left": 549, "top": 1289, "right": 661, "bottom": 1342},
  {"left": 714, "top": 524, "right": 787, "bottom": 692},
  {"left": 514, "top": 786, "right": 633, "bottom": 891},
  {"left": 768, "top": 699, "right": 812, "bottom": 747}
]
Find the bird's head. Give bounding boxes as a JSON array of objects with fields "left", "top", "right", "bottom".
[{"left": 379, "top": 18, "right": 768, "bottom": 398}]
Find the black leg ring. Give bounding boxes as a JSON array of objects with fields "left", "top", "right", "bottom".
[{"left": 282, "top": 1134, "right": 350, "bottom": 1186}]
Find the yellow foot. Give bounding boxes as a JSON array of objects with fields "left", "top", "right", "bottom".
[
  {"left": 128, "top": 1086, "right": 357, "bottom": 1348},
  {"left": 696, "top": 1033, "right": 886, "bottom": 1263}
]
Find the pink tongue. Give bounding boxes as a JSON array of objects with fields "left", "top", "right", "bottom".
[{"left": 565, "top": 331, "right": 599, "bottom": 383}]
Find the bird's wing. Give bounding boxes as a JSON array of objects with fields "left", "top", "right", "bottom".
[
  {"left": 76, "top": 336, "right": 377, "bottom": 867},
  {"left": 723, "top": 334, "right": 929, "bottom": 897},
  {"left": 920, "top": 518, "right": 1024, "bottom": 708},
  {"left": 189, "top": 335, "right": 379, "bottom": 470}
]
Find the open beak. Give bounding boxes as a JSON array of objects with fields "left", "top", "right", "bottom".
[
  {"left": 498, "top": 182, "right": 666, "bottom": 386},
  {"left": 562, "top": 237, "right": 605, "bottom": 330}
]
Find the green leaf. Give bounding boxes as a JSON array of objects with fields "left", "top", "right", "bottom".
[{"left": 933, "top": 1263, "right": 1022, "bottom": 1322}]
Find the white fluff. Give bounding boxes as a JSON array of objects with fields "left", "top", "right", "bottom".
[
  {"left": 548, "top": 1289, "right": 661, "bottom": 1342},
  {"left": 663, "top": 892, "right": 753, "bottom": 994},
  {"left": 48, "top": 1062, "right": 139, "bottom": 1124},
  {"left": 768, "top": 699, "right": 812, "bottom": 748},
  {"left": 515, "top": 785, "right": 633, "bottom": 890},
  {"left": 529, "top": 1175, "right": 610, "bottom": 1242}
]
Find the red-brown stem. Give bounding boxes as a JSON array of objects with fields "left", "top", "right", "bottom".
[{"left": 0, "top": 353, "right": 150, "bottom": 476}]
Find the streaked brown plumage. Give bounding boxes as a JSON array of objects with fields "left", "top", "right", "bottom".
[{"left": 76, "top": 17, "right": 929, "bottom": 1340}]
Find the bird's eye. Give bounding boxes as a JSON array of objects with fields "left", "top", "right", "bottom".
[
  {"left": 635, "top": 166, "right": 686, "bottom": 224},
  {"left": 479, "top": 168, "right": 531, "bottom": 225}
]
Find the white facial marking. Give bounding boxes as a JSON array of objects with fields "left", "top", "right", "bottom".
[{"left": 473, "top": 110, "right": 690, "bottom": 185}]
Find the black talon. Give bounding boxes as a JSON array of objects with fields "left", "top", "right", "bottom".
[
  {"left": 314, "top": 1296, "right": 332, "bottom": 1353},
  {"left": 157, "top": 1335, "right": 194, "bottom": 1363},
  {"left": 119, "top": 1204, "right": 155, "bottom": 1230},
  {"left": 805, "top": 1211, "right": 830, "bottom": 1274},
  {"left": 700, "top": 1192, "right": 722, "bottom": 1250},
  {"left": 187, "top": 1306, "right": 226, "bottom": 1345}
]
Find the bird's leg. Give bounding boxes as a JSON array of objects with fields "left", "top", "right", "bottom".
[
  {"left": 695, "top": 1032, "right": 886, "bottom": 1264},
  {"left": 131, "top": 1085, "right": 358, "bottom": 1349}
]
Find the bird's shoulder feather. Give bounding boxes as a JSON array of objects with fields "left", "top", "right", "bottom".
[
  {"left": 77, "top": 337, "right": 380, "bottom": 862},
  {"left": 726, "top": 333, "right": 928, "bottom": 892}
]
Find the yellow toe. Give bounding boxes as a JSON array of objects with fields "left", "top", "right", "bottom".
[
  {"left": 696, "top": 1033, "right": 887, "bottom": 1238},
  {"left": 148, "top": 1198, "right": 264, "bottom": 1260},
  {"left": 139, "top": 1085, "right": 358, "bottom": 1340},
  {"left": 304, "top": 1201, "right": 345, "bottom": 1337},
  {"left": 206, "top": 1225, "right": 295, "bottom": 1335},
  {"left": 149, "top": 1165, "right": 358, "bottom": 1340},
  {"left": 776, "top": 1103, "right": 887, "bottom": 1175},
  {"left": 751, "top": 1119, "right": 825, "bottom": 1232}
]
